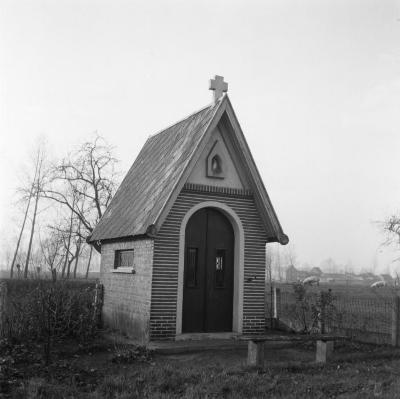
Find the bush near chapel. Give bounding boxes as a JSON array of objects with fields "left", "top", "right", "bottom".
[
  {"left": 290, "top": 283, "right": 336, "bottom": 333},
  {"left": 0, "top": 278, "right": 102, "bottom": 363}
]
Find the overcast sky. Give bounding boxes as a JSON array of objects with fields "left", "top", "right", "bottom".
[{"left": 1, "top": 0, "right": 399, "bottom": 273}]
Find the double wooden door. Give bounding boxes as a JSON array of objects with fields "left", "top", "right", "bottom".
[{"left": 182, "top": 208, "right": 234, "bottom": 333}]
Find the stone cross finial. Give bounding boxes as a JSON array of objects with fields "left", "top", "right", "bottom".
[{"left": 209, "top": 75, "right": 228, "bottom": 102}]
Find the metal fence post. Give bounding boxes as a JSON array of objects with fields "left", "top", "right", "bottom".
[
  {"left": 319, "top": 291, "right": 326, "bottom": 334},
  {"left": 391, "top": 296, "right": 400, "bottom": 347}
]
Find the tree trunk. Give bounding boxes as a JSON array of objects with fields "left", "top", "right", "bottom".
[
  {"left": 10, "top": 155, "right": 40, "bottom": 278},
  {"left": 62, "top": 205, "right": 74, "bottom": 279},
  {"left": 10, "top": 199, "right": 31, "bottom": 278},
  {"left": 67, "top": 257, "right": 74, "bottom": 279},
  {"left": 85, "top": 245, "right": 93, "bottom": 279},
  {"left": 73, "top": 240, "right": 81, "bottom": 278},
  {"left": 61, "top": 254, "right": 67, "bottom": 278},
  {"left": 24, "top": 157, "right": 42, "bottom": 279}
]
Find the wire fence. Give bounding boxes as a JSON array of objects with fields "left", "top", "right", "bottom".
[{"left": 266, "top": 283, "right": 398, "bottom": 345}]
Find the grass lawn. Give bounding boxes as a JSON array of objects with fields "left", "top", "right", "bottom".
[{"left": 2, "top": 338, "right": 400, "bottom": 398}]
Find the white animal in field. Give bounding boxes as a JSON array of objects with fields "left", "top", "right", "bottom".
[
  {"left": 302, "top": 276, "right": 320, "bottom": 286},
  {"left": 370, "top": 281, "right": 387, "bottom": 288}
]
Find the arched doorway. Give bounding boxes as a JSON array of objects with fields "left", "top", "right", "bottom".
[{"left": 182, "top": 207, "right": 234, "bottom": 333}]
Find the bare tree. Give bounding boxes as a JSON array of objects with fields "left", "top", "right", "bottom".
[
  {"left": 40, "top": 231, "right": 63, "bottom": 273},
  {"left": 48, "top": 211, "right": 85, "bottom": 279},
  {"left": 41, "top": 135, "right": 119, "bottom": 277},
  {"left": 62, "top": 206, "right": 75, "bottom": 278},
  {"left": 9, "top": 154, "right": 40, "bottom": 278},
  {"left": 85, "top": 246, "right": 93, "bottom": 279},
  {"left": 382, "top": 215, "right": 400, "bottom": 250},
  {"left": 72, "top": 222, "right": 83, "bottom": 278},
  {"left": 42, "top": 135, "right": 118, "bottom": 236},
  {"left": 320, "top": 257, "right": 339, "bottom": 273},
  {"left": 24, "top": 148, "right": 46, "bottom": 278},
  {"left": 29, "top": 247, "right": 45, "bottom": 277},
  {"left": 274, "top": 245, "right": 283, "bottom": 281},
  {"left": 285, "top": 243, "right": 297, "bottom": 268}
]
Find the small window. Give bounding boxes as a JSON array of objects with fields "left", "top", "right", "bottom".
[
  {"left": 215, "top": 249, "right": 226, "bottom": 288},
  {"left": 114, "top": 249, "right": 134, "bottom": 272},
  {"left": 186, "top": 247, "right": 198, "bottom": 288}
]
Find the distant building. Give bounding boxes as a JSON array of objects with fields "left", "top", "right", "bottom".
[
  {"left": 319, "top": 273, "right": 348, "bottom": 284},
  {"left": 345, "top": 273, "right": 365, "bottom": 285},
  {"left": 285, "top": 265, "right": 309, "bottom": 282},
  {"left": 320, "top": 273, "right": 365, "bottom": 285},
  {"left": 309, "top": 267, "right": 322, "bottom": 276},
  {"left": 359, "top": 272, "right": 376, "bottom": 283},
  {"left": 380, "top": 274, "right": 394, "bottom": 285},
  {"left": 285, "top": 266, "right": 391, "bottom": 286}
]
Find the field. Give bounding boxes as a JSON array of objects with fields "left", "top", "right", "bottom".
[{"left": 2, "top": 336, "right": 400, "bottom": 398}]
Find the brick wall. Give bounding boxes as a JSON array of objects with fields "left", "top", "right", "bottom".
[{"left": 100, "top": 239, "right": 154, "bottom": 343}]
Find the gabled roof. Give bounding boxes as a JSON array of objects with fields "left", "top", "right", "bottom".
[{"left": 88, "top": 95, "right": 288, "bottom": 246}]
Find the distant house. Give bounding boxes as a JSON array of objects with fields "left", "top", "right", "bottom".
[
  {"left": 319, "top": 273, "right": 348, "bottom": 284},
  {"left": 309, "top": 267, "right": 322, "bottom": 276},
  {"left": 285, "top": 266, "right": 392, "bottom": 287},
  {"left": 345, "top": 273, "right": 365, "bottom": 285},
  {"left": 380, "top": 274, "right": 394, "bottom": 285},
  {"left": 285, "top": 265, "right": 309, "bottom": 283},
  {"left": 359, "top": 272, "right": 376, "bottom": 283}
]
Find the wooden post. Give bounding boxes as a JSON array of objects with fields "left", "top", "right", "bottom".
[
  {"left": 93, "top": 282, "right": 103, "bottom": 327},
  {"left": 247, "top": 340, "right": 265, "bottom": 367},
  {"left": 319, "top": 292, "right": 326, "bottom": 334},
  {"left": 273, "top": 287, "right": 281, "bottom": 328},
  {"left": 391, "top": 296, "right": 400, "bottom": 347},
  {"left": 316, "top": 340, "right": 334, "bottom": 363}
]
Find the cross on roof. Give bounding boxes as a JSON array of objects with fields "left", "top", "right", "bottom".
[{"left": 209, "top": 75, "right": 228, "bottom": 102}]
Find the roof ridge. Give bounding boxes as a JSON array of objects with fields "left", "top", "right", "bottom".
[{"left": 148, "top": 99, "right": 220, "bottom": 139}]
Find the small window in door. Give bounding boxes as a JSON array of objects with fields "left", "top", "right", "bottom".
[
  {"left": 186, "top": 247, "right": 198, "bottom": 288},
  {"left": 215, "top": 249, "right": 226, "bottom": 288}
]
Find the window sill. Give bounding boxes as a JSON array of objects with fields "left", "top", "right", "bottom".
[{"left": 112, "top": 267, "right": 136, "bottom": 274}]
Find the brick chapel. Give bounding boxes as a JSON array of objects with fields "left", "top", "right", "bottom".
[{"left": 88, "top": 76, "right": 289, "bottom": 343}]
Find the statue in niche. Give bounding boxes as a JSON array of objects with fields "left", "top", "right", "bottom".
[
  {"left": 206, "top": 141, "right": 225, "bottom": 179},
  {"left": 211, "top": 155, "right": 222, "bottom": 174}
]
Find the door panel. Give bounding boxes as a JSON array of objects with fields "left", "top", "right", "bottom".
[
  {"left": 182, "top": 209, "right": 207, "bottom": 332},
  {"left": 205, "top": 208, "right": 234, "bottom": 332},
  {"left": 182, "top": 208, "right": 234, "bottom": 333}
]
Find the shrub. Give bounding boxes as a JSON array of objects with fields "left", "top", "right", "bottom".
[
  {"left": 291, "top": 283, "right": 336, "bottom": 333},
  {"left": 0, "top": 278, "right": 102, "bottom": 363}
]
